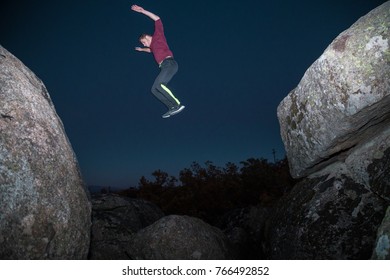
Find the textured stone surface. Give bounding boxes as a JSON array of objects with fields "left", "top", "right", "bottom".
[
  {"left": 372, "top": 206, "right": 390, "bottom": 259},
  {"left": 277, "top": 2, "right": 390, "bottom": 178},
  {"left": 308, "top": 127, "right": 390, "bottom": 200},
  {"left": 368, "top": 146, "right": 390, "bottom": 201},
  {"left": 217, "top": 206, "right": 271, "bottom": 259},
  {"left": 129, "top": 215, "right": 232, "bottom": 260},
  {"left": 0, "top": 45, "right": 91, "bottom": 259},
  {"left": 268, "top": 175, "right": 387, "bottom": 259},
  {"left": 89, "top": 193, "right": 164, "bottom": 259}
]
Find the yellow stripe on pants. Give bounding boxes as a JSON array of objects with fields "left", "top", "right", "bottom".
[{"left": 161, "top": 84, "right": 180, "bottom": 105}]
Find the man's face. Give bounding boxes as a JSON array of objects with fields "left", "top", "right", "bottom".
[{"left": 140, "top": 36, "right": 152, "bottom": 47}]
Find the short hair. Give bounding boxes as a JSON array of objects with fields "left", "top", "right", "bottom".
[{"left": 139, "top": 34, "right": 151, "bottom": 41}]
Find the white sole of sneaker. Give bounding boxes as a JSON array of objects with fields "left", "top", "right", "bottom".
[{"left": 170, "top": 105, "right": 185, "bottom": 116}]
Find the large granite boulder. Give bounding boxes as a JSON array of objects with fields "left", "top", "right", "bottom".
[
  {"left": 277, "top": 1, "right": 390, "bottom": 178},
  {"left": 129, "top": 215, "right": 232, "bottom": 260},
  {"left": 268, "top": 127, "right": 390, "bottom": 259},
  {"left": 0, "top": 45, "right": 91, "bottom": 259},
  {"left": 89, "top": 193, "right": 164, "bottom": 259},
  {"left": 273, "top": 2, "right": 390, "bottom": 259}
]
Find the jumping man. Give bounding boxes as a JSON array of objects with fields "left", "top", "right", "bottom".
[{"left": 131, "top": 4, "right": 185, "bottom": 118}]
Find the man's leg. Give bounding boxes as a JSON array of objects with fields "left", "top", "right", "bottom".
[{"left": 151, "top": 59, "right": 181, "bottom": 109}]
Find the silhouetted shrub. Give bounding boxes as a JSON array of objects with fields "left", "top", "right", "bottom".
[{"left": 118, "top": 157, "right": 296, "bottom": 224}]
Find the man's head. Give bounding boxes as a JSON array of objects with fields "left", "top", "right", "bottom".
[{"left": 139, "top": 34, "right": 152, "bottom": 47}]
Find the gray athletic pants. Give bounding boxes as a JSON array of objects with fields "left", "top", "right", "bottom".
[{"left": 151, "top": 57, "right": 181, "bottom": 109}]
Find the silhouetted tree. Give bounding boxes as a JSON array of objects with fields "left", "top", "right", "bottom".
[{"left": 119, "top": 157, "right": 296, "bottom": 224}]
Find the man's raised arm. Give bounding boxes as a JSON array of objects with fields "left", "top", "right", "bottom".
[{"left": 131, "top": 4, "right": 160, "bottom": 21}]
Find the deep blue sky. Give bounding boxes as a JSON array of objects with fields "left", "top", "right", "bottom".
[{"left": 2, "top": 0, "right": 387, "bottom": 187}]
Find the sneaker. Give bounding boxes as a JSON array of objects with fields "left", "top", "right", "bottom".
[
  {"left": 169, "top": 105, "right": 185, "bottom": 116},
  {"left": 161, "top": 105, "right": 185, "bottom": 118},
  {"left": 162, "top": 111, "right": 171, "bottom": 118}
]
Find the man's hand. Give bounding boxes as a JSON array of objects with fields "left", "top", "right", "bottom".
[
  {"left": 131, "top": 4, "right": 144, "bottom": 13},
  {"left": 130, "top": 4, "right": 160, "bottom": 21}
]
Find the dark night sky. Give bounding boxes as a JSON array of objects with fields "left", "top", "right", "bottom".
[{"left": 1, "top": 0, "right": 387, "bottom": 187}]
